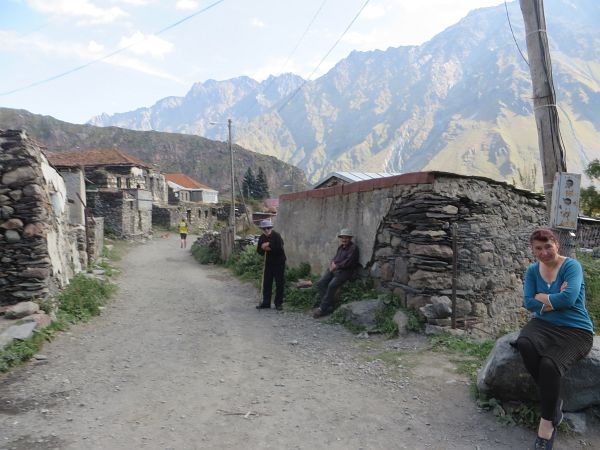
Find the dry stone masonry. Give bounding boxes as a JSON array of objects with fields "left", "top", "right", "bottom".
[
  {"left": 0, "top": 130, "right": 83, "bottom": 307},
  {"left": 278, "top": 172, "right": 547, "bottom": 335}
]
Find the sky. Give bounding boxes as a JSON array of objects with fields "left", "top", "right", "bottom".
[{"left": 0, "top": 0, "right": 504, "bottom": 124}]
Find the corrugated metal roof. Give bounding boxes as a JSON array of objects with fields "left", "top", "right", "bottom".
[{"left": 313, "top": 171, "right": 401, "bottom": 188}]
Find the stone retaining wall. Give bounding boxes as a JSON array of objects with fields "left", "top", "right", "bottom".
[
  {"left": 278, "top": 172, "right": 547, "bottom": 335},
  {"left": 0, "top": 130, "right": 84, "bottom": 306}
]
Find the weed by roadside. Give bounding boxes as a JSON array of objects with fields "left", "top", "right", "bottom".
[
  {"left": 0, "top": 244, "right": 119, "bottom": 374},
  {"left": 578, "top": 252, "right": 600, "bottom": 327},
  {"left": 192, "top": 242, "right": 222, "bottom": 265}
]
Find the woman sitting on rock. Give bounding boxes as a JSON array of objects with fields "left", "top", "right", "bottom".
[{"left": 516, "top": 228, "right": 594, "bottom": 450}]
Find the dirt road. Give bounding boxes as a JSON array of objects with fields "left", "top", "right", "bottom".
[{"left": 1, "top": 235, "right": 597, "bottom": 449}]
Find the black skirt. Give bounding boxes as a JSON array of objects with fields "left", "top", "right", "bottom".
[{"left": 518, "top": 318, "right": 593, "bottom": 376}]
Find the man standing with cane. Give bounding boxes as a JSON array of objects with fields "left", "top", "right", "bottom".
[{"left": 256, "top": 219, "right": 286, "bottom": 311}]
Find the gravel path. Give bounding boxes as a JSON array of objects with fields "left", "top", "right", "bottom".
[{"left": 1, "top": 235, "right": 597, "bottom": 450}]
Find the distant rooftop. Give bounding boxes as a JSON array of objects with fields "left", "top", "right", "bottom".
[
  {"left": 313, "top": 171, "right": 401, "bottom": 189},
  {"left": 47, "top": 148, "right": 151, "bottom": 169},
  {"left": 164, "top": 173, "right": 215, "bottom": 191}
]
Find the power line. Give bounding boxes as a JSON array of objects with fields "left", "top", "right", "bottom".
[
  {"left": 276, "top": 0, "right": 372, "bottom": 114},
  {"left": 236, "top": 0, "right": 329, "bottom": 121},
  {"left": 0, "top": 0, "right": 226, "bottom": 97},
  {"left": 504, "top": 0, "right": 528, "bottom": 66}
]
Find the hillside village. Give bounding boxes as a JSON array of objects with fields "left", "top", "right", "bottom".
[{"left": 2, "top": 1, "right": 600, "bottom": 448}]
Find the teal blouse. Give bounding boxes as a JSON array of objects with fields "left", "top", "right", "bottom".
[{"left": 523, "top": 257, "right": 594, "bottom": 333}]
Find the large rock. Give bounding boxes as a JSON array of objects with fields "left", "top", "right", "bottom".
[
  {"left": 5, "top": 301, "right": 40, "bottom": 319},
  {"left": 477, "top": 332, "right": 600, "bottom": 411},
  {"left": 338, "top": 298, "right": 383, "bottom": 331}
]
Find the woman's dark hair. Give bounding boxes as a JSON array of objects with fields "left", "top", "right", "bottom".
[{"left": 529, "top": 228, "right": 559, "bottom": 245}]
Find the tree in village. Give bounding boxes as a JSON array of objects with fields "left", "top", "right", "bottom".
[
  {"left": 254, "top": 167, "right": 270, "bottom": 200},
  {"left": 581, "top": 159, "right": 600, "bottom": 216},
  {"left": 242, "top": 167, "right": 256, "bottom": 199}
]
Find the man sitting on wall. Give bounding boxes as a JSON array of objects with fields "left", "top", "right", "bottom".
[{"left": 313, "top": 228, "right": 359, "bottom": 318}]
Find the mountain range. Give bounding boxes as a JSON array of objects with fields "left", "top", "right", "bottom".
[
  {"left": 89, "top": 0, "right": 600, "bottom": 185},
  {"left": 0, "top": 107, "right": 306, "bottom": 196}
]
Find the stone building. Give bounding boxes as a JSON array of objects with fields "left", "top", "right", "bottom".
[
  {"left": 153, "top": 173, "right": 218, "bottom": 232},
  {"left": 47, "top": 148, "right": 167, "bottom": 239},
  {"left": 0, "top": 130, "right": 85, "bottom": 306},
  {"left": 278, "top": 171, "right": 548, "bottom": 335}
]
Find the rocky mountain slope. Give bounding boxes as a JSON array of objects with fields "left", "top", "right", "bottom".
[
  {"left": 0, "top": 108, "right": 306, "bottom": 196},
  {"left": 89, "top": 0, "right": 600, "bottom": 185}
]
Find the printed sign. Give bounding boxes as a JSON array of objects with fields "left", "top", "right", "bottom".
[{"left": 549, "top": 172, "right": 580, "bottom": 230}]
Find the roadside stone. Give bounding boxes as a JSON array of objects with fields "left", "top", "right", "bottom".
[
  {"left": 392, "top": 310, "right": 409, "bottom": 336},
  {"left": 5, "top": 301, "right": 40, "bottom": 319},
  {"left": 564, "top": 412, "right": 588, "bottom": 434},
  {"left": 338, "top": 298, "right": 383, "bottom": 332},
  {"left": 23, "top": 312, "right": 52, "bottom": 329},
  {"left": 477, "top": 332, "right": 600, "bottom": 411}
]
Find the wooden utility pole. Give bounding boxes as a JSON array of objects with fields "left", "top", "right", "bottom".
[{"left": 519, "top": 0, "right": 566, "bottom": 215}]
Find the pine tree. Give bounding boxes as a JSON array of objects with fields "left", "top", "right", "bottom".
[
  {"left": 242, "top": 168, "right": 256, "bottom": 199},
  {"left": 255, "top": 167, "right": 270, "bottom": 200}
]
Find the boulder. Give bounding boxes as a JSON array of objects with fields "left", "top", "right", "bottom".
[
  {"left": 393, "top": 310, "right": 409, "bottom": 336},
  {"left": 5, "top": 301, "right": 40, "bottom": 319},
  {"left": 477, "top": 332, "right": 600, "bottom": 411},
  {"left": 338, "top": 298, "right": 383, "bottom": 332}
]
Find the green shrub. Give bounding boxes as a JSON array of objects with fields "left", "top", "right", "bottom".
[
  {"left": 374, "top": 294, "right": 403, "bottom": 336},
  {"left": 58, "top": 274, "right": 116, "bottom": 322},
  {"left": 285, "top": 262, "right": 311, "bottom": 282},
  {"left": 578, "top": 253, "right": 600, "bottom": 327},
  {"left": 227, "top": 246, "right": 264, "bottom": 282},
  {"left": 0, "top": 275, "right": 114, "bottom": 373},
  {"left": 429, "top": 333, "right": 495, "bottom": 383},
  {"left": 191, "top": 243, "right": 221, "bottom": 264}
]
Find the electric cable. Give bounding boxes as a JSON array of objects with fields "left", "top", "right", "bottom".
[
  {"left": 0, "top": 0, "right": 227, "bottom": 97},
  {"left": 275, "top": 0, "right": 372, "bottom": 114},
  {"left": 504, "top": 0, "right": 528, "bottom": 66}
]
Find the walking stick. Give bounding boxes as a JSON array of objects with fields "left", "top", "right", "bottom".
[{"left": 259, "top": 251, "right": 266, "bottom": 306}]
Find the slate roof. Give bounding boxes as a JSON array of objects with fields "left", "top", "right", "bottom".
[
  {"left": 164, "top": 173, "right": 215, "bottom": 191},
  {"left": 47, "top": 148, "right": 151, "bottom": 169}
]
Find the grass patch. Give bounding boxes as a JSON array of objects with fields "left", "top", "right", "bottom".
[
  {"left": 429, "top": 333, "right": 495, "bottom": 383},
  {"left": 0, "top": 275, "right": 115, "bottom": 373},
  {"left": 191, "top": 242, "right": 222, "bottom": 265},
  {"left": 578, "top": 252, "right": 600, "bottom": 327},
  {"left": 1, "top": 238, "right": 120, "bottom": 374}
]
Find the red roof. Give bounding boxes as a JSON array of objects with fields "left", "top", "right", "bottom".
[
  {"left": 47, "top": 148, "right": 151, "bottom": 168},
  {"left": 164, "top": 173, "right": 213, "bottom": 190}
]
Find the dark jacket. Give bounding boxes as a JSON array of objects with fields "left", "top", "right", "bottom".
[
  {"left": 257, "top": 230, "right": 287, "bottom": 266},
  {"left": 332, "top": 241, "right": 359, "bottom": 271}
]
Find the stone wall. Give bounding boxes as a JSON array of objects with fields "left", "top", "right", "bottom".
[
  {"left": 278, "top": 172, "right": 547, "bottom": 335},
  {"left": 87, "top": 189, "right": 152, "bottom": 239},
  {"left": 87, "top": 216, "right": 104, "bottom": 262},
  {"left": 0, "top": 130, "right": 84, "bottom": 306},
  {"left": 59, "top": 168, "right": 86, "bottom": 225},
  {"left": 152, "top": 203, "right": 218, "bottom": 233}
]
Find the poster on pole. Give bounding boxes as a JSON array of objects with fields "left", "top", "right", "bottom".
[{"left": 549, "top": 172, "right": 580, "bottom": 230}]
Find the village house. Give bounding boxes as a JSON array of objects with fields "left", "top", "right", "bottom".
[
  {"left": 152, "top": 173, "right": 219, "bottom": 232},
  {"left": 47, "top": 148, "right": 167, "bottom": 239}
]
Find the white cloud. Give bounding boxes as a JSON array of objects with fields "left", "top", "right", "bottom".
[
  {"left": 27, "top": 0, "right": 128, "bottom": 24},
  {"left": 113, "top": 0, "right": 149, "bottom": 5},
  {"left": 361, "top": 3, "right": 387, "bottom": 20},
  {"left": 251, "top": 18, "right": 265, "bottom": 28},
  {"left": 175, "top": 0, "right": 198, "bottom": 10},
  {"left": 246, "top": 57, "right": 305, "bottom": 81},
  {"left": 87, "top": 40, "right": 105, "bottom": 53},
  {"left": 118, "top": 31, "right": 173, "bottom": 58}
]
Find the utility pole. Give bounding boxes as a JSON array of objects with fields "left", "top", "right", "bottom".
[
  {"left": 519, "top": 0, "right": 566, "bottom": 216},
  {"left": 228, "top": 118, "right": 235, "bottom": 229}
]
